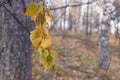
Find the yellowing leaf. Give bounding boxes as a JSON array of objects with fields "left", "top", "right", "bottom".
[
  {"left": 42, "top": 27, "right": 48, "bottom": 35},
  {"left": 36, "top": 27, "right": 42, "bottom": 36},
  {"left": 41, "top": 49, "right": 49, "bottom": 61},
  {"left": 24, "top": 3, "right": 39, "bottom": 20},
  {"left": 35, "top": 2, "right": 46, "bottom": 26},
  {"left": 38, "top": 2, "right": 44, "bottom": 15},
  {"left": 44, "top": 54, "right": 55, "bottom": 70},
  {"left": 30, "top": 28, "right": 42, "bottom": 50},
  {"left": 38, "top": 46, "right": 43, "bottom": 54},
  {"left": 40, "top": 49, "right": 50, "bottom": 69},
  {"left": 50, "top": 50, "right": 58, "bottom": 57},
  {"left": 41, "top": 35, "right": 52, "bottom": 49},
  {"left": 45, "top": 9, "right": 54, "bottom": 23},
  {"left": 35, "top": 13, "right": 47, "bottom": 27},
  {"left": 40, "top": 49, "right": 57, "bottom": 70},
  {"left": 25, "top": 1, "right": 57, "bottom": 71}
]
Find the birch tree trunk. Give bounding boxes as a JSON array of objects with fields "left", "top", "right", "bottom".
[
  {"left": 86, "top": 0, "right": 90, "bottom": 35},
  {"left": 99, "top": 0, "right": 115, "bottom": 70},
  {"left": 0, "top": 0, "right": 33, "bottom": 80}
]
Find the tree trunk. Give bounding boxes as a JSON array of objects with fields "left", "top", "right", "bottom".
[
  {"left": 0, "top": 0, "right": 33, "bottom": 80},
  {"left": 86, "top": 0, "right": 90, "bottom": 35},
  {"left": 98, "top": 0, "right": 115, "bottom": 70}
]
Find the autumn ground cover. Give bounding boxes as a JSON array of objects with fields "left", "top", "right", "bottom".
[{"left": 32, "top": 30, "right": 120, "bottom": 80}]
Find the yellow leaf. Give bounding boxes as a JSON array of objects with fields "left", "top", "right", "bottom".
[
  {"left": 41, "top": 35, "right": 52, "bottom": 49},
  {"left": 38, "top": 46, "right": 43, "bottom": 54},
  {"left": 36, "top": 27, "right": 42, "bottom": 36},
  {"left": 25, "top": 1, "right": 57, "bottom": 71},
  {"left": 24, "top": 3, "right": 39, "bottom": 20},
  {"left": 42, "top": 27, "right": 48, "bottom": 35},
  {"left": 30, "top": 28, "right": 42, "bottom": 50}
]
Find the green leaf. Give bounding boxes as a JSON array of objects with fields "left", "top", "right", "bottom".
[{"left": 40, "top": 49, "right": 58, "bottom": 70}]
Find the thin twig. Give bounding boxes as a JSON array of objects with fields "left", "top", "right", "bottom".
[
  {"left": 0, "top": 0, "right": 10, "bottom": 7},
  {"left": 49, "top": 10, "right": 66, "bottom": 30},
  {"left": 59, "top": 57, "right": 104, "bottom": 80},
  {"left": 50, "top": 0, "right": 97, "bottom": 10},
  {"left": 0, "top": 0, "right": 98, "bottom": 35}
]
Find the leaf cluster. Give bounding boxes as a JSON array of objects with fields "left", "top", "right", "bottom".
[{"left": 24, "top": 2, "right": 57, "bottom": 70}]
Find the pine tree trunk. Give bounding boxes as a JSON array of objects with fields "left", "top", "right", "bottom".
[
  {"left": 0, "top": 0, "right": 33, "bottom": 80},
  {"left": 98, "top": 0, "right": 115, "bottom": 70}
]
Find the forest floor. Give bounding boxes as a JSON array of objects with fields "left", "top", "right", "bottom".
[{"left": 32, "top": 30, "right": 120, "bottom": 80}]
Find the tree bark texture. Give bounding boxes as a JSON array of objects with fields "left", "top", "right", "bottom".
[
  {"left": 99, "top": 0, "right": 115, "bottom": 70},
  {"left": 0, "top": 0, "right": 33, "bottom": 80}
]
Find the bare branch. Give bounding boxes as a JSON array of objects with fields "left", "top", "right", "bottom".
[
  {"left": 0, "top": 0, "right": 10, "bottom": 7},
  {"left": 50, "top": 0, "right": 97, "bottom": 10},
  {"left": 49, "top": 10, "right": 66, "bottom": 30},
  {"left": 59, "top": 57, "right": 104, "bottom": 80}
]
